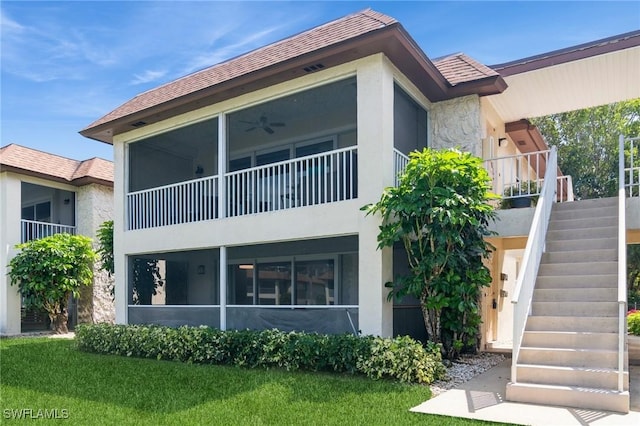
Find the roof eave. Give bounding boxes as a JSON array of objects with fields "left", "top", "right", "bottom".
[
  {"left": 492, "top": 29, "right": 640, "bottom": 77},
  {"left": 1, "top": 164, "right": 113, "bottom": 187},
  {"left": 82, "top": 24, "right": 504, "bottom": 144}
]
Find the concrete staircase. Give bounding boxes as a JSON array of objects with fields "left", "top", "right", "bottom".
[{"left": 506, "top": 197, "right": 630, "bottom": 413}]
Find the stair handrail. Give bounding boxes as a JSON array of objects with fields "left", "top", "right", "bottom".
[
  {"left": 510, "top": 146, "right": 558, "bottom": 385},
  {"left": 617, "top": 134, "right": 627, "bottom": 392}
]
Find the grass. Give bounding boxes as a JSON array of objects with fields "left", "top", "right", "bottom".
[{"left": 0, "top": 337, "right": 506, "bottom": 425}]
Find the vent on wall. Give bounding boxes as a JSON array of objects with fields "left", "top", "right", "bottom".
[
  {"left": 131, "top": 121, "right": 148, "bottom": 128},
  {"left": 517, "top": 140, "right": 526, "bottom": 146},
  {"left": 303, "top": 63, "right": 325, "bottom": 73}
]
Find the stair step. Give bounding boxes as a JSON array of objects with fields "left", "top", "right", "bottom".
[
  {"left": 537, "top": 262, "right": 617, "bottom": 276},
  {"left": 535, "top": 274, "right": 616, "bottom": 289},
  {"left": 533, "top": 287, "right": 615, "bottom": 302},
  {"left": 545, "top": 237, "right": 617, "bottom": 252},
  {"left": 518, "top": 347, "right": 618, "bottom": 368},
  {"left": 553, "top": 197, "right": 617, "bottom": 210},
  {"left": 515, "top": 364, "right": 628, "bottom": 389},
  {"left": 551, "top": 205, "right": 617, "bottom": 221},
  {"left": 542, "top": 248, "right": 617, "bottom": 264},
  {"left": 547, "top": 226, "right": 617, "bottom": 241},
  {"left": 531, "top": 301, "right": 618, "bottom": 317},
  {"left": 506, "top": 382, "right": 629, "bottom": 413},
  {"left": 525, "top": 316, "right": 618, "bottom": 333},
  {"left": 548, "top": 215, "right": 618, "bottom": 231},
  {"left": 522, "top": 331, "right": 618, "bottom": 350}
]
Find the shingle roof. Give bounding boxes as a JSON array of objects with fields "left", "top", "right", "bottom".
[
  {"left": 84, "top": 9, "right": 398, "bottom": 131},
  {"left": 0, "top": 144, "right": 113, "bottom": 185},
  {"left": 433, "top": 53, "right": 500, "bottom": 86}
]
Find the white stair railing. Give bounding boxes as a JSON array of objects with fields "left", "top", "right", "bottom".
[
  {"left": 510, "top": 146, "right": 558, "bottom": 384},
  {"left": 617, "top": 135, "right": 629, "bottom": 392},
  {"left": 20, "top": 220, "right": 76, "bottom": 243}
]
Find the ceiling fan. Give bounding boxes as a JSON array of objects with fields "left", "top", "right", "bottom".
[{"left": 241, "top": 114, "right": 285, "bottom": 134}]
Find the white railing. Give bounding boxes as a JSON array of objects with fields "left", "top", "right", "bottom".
[
  {"left": 393, "top": 149, "right": 410, "bottom": 187},
  {"left": 511, "top": 146, "right": 558, "bottom": 385},
  {"left": 624, "top": 136, "right": 639, "bottom": 197},
  {"left": 20, "top": 220, "right": 76, "bottom": 243},
  {"left": 483, "top": 150, "right": 573, "bottom": 203},
  {"left": 225, "top": 147, "right": 357, "bottom": 217},
  {"left": 556, "top": 175, "right": 575, "bottom": 202},
  {"left": 617, "top": 135, "right": 628, "bottom": 392},
  {"left": 127, "top": 176, "right": 218, "bottom": 230}
]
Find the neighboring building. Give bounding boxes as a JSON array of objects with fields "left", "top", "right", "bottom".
[
  {"left": 0, "top": 144, "right": 115, "bottom": 335},
  {"left": 80, "top": 9, "right": 639, "bottom": 411}
]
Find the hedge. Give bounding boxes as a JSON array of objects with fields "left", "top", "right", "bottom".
[
  {"left": 629, "top": 310, "right": 640, "bottom": 336},
  {"left": 75, "top": 324, "right": 446, "bottom": 384}
]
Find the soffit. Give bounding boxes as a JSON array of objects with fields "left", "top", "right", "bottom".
[{"left": 486, "top": 45, "right": 640, "bottom": 123}]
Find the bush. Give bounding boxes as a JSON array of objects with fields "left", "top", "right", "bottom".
[
  {"left": 75, "top": 324, "right": 445, "bottom": 384},
  {"left": 629, "top": 310, "right": 640, "bottom": 336}
]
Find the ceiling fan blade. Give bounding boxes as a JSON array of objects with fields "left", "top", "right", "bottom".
[
  {"left": 239, "top": 120, "right": 256, "bottom": 125},
  {"left": 269, "top": 122, "right": 285, "bottom": 127},
  {"left": 264, "top": 127, "right": 275, "bottom": 134},
  {"left": 245, "top": 127, "right": 257, "bottom": 132}
]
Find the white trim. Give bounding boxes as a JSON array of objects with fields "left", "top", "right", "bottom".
[
  {"left": 128, "top": 305, "right": 221, "bottom": 308},
  {"left": 226, "top": 305, "right": 358, "bottom": 309}
]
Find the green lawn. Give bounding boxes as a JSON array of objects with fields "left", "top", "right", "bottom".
[{"left": 0, "top": 337, "right": 505, "bottom": 425}]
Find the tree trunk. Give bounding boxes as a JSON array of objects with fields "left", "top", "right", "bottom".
[{"left": 50, "top": 309, "right": 69, "bottom": 334}]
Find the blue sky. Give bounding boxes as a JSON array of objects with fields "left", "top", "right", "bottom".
[{"left": 1, "top": 1, "right": 639, "bottom": 161}]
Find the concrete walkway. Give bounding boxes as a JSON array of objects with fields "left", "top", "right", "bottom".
[{"left": 412, "top": 360, "right": 640, "bottom": 425}]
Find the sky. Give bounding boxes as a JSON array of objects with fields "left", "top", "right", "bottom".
[{"left": 1, "top": 1, "right": 639, "bottom": 162}]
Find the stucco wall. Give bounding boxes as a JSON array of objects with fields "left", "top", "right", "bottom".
[
  {"left": 430, "top": 95, "right": 483, "bottom": 156},
  {"left": 76, "top": 183, "right": 115, "bottom": 324}
]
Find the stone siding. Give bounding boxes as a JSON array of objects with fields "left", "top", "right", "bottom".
[
  {"left": 76, "top": 184, "right": 115, "bottom": 324},
  {"left": 430, "top": 95, "right": 482, "bottom": 157}
]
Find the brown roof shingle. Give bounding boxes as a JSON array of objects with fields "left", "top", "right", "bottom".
[
  {"left": 433, "top": 53, "right": 499, "bottom": 86},
  {"left": 0, "top": 144, "right": 113, "bottom": 185},
  {"left": 84, "top": 9, "right": 398, "bottom": 131}
]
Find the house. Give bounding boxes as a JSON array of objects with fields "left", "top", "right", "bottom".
[
  {"left": 0, "top": 144, "right": 115, "bottom": 334},
  {"left": 80, "top": 9, "right": 640, "bottom": 412}
]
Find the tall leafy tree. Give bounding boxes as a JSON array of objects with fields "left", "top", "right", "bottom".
[
  {"left": 8, "top": 234, "right": 96, "bottom": 334},
  {"left": 364, "top": 148, "right": 497, "bottom": 359},
  {"left": 532, "top": 99, "right": 640, "bottom": 200},
  {"left": 532, "top": 99, "right": 640, "bottom": 308}
]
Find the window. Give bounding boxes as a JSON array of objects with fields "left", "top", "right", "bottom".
[
  {"left": 295, "top": 259, "right": 334, "bottom": 305},
  {"left": 128, "top": 250, "right": 218, "bottom": 305},
  {"left": 257, "top": 262, "right": 292, "bottom": 305},
  {"left": 228, "top": 256, "right": 348, "bottom": 306},
  {"left": 394, "top": 84, "right": 428, "bottom": 154},
  {"left": 21, "top": 201, "right": 51, "bottom": 222},
  {"left": 256, "top": 148, "right": 290, "bottom": 166}
]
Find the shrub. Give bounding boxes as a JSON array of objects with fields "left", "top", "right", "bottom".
[
  {"left": 75, "top": 324, "right": 445, "bottom": 384},
  {"left": 629, "top": 311, "right": 640, "bottom": 336},
  {"left": 8, "top": 233, "right": 96, "bottom": 333}
]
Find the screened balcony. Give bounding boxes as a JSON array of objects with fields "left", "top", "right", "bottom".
[
  {"left": 127, "top": 77, "right": 358, "bottom": 230},
  {"left": 20, "top": 182, "right": 76, "bottom": 243}
]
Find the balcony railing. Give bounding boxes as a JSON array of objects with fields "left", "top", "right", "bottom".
[
  {"left": 225, "top": 147, "right": 357, "bottom": 217},
  {"left": 21, "top": 220, "right": 76, "bottom": 243},
  {"left": 624, "top": 136, "right": 639, "bottom": 197},
  {"left": 393, "top": 149, "right": 409, "bottom": 187},
  {"left": 126, "top": 148, "right": 357, "bottom": 230},
  {"left": 483, "top": 150, "right": 574, "bottom": 203},
  {"left": 127, "top": 176, "right": 219, "bottom": 230}
]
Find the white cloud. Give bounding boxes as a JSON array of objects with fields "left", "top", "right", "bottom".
[
  {"left": 130, "top": 69, "right": 167, "bottom": 85},
  {"left": 0, "top": 9, "right": 25, "bottom": 33}
]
